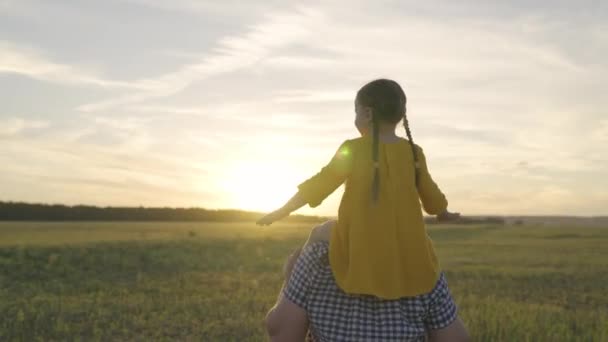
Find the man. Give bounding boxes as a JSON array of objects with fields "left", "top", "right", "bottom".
[{"left": 265, "top": 241, "right": 469, "bottom": 341}]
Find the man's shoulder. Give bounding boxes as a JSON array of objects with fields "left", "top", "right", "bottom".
[
  {"left": 299, "top": 241, "right": 330, "bottom": 270},
  {"left": 283, "top": 241, "right": 330, "bottom": 309}
]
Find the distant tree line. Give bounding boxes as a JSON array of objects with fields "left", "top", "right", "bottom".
[
  {"left": 0, "top": 201, "right": 506, "bottom": 225},
  {"left": 423, "top": 216, "right": 505, "bottom": 225},
  {"left": 0, "top": 201, "right": 327, "bottom": 223}
]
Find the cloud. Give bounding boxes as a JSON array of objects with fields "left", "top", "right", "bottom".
[
  {"left": 0, "top": 0, "right": 25, "bottom": 15},
  {"left": 124, "top": 102, "right": 342, "bottom": 130},
  {"left": 0, "top": 117, "right": 49, "bottom": 137},
  {"left": 119, "top": 0, "right": 237, "bottom": 14},
  {"left": 118, "top": 0, "right": 285, "bottom": 17},
  {"left": 0, "top": 41, "right": 137, "bottom": 88},
  {"left": 0, "top": 134, "right": 217, "bottom": 206},
  {"left": 263, "top": 55, "right": 339, "bottom": 70},
  {"left": 272, "top": 89, "right": 354, "bottom": 104},
  {"left": 461, "top": 183, "right": 608, "bottom": 216},
  {"left": 592, "top": 119, "right": 608, "bottom": 142},
  {"left": 76, "top": 6, "right": 326, "bottom": 112}
]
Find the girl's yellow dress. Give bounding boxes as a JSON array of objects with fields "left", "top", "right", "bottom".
[{"left": 297, "top": 135, "right": 448, "bottom": 299}]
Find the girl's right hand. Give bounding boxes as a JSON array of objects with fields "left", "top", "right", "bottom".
[
  {"left": 256, "top": 208, "right": 290, "bottom": 226},
  {"left": 437, "top": 210, "right": 461, "bottom": 222}
]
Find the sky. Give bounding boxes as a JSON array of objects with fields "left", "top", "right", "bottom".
[{"left": 1, "top": 0, "right": 607, "bottom": 216}]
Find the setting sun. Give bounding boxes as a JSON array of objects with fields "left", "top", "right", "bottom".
[{"left": 220, "top": 160, "right": 300, "bottom": 212}]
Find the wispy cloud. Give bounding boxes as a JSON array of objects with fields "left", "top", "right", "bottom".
[
  {"left": 76, "top": 6, "right": 325, "bottom": 112},
  {"left": 0, "top": 134, "right": 217, "bottom": 206},
  {"left": 0, "top": 41, "right": 137, "bottom": 88},
  {"left": 119, "top": 0, "right": 283, "bottom": 17},
  {"left": 592, "top": 119, "right": 608, "bottom": 142},
  {"left": 272, "top": 89, "right": 354, "bottom": 104},
  {"left": 0, "top": 117, "right": 48, "bottom": 138}
]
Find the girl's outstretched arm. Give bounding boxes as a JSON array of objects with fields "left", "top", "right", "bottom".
[
  {"left": 416, "top": 146, "right": 449, "bottom": 215},
  {"left": 256, "top": 191, "right": 307, "bottom": 226},
  {"left": 257, "top": 140, "right": 352, "bottom": 226}
]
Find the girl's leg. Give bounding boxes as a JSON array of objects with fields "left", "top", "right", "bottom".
[{"left": 303, "top": 219, "right": 336, "bottom": 249}]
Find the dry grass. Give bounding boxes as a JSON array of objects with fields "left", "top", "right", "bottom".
[{"left": 1, "top": 222, "right": 607, "bottom": 341}]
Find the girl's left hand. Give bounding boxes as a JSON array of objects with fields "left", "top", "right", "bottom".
[
  {"left": 437, "top": 210, "right": 461, "bottom": 222},
  {"left": 256, "top": 208, "right": 289, "bottom": 226}
]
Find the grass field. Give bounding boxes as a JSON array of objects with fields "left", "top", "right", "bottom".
[{"left": 1, "top": 221, "right": 607, "bottom": 341}]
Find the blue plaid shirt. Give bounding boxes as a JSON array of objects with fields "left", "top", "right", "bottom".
[{"left": 283, "top": 241, "right": 457, "bottom": 341}]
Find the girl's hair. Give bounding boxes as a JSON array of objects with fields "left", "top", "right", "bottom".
[{"left": 356, "top": 79, "right": 419, "bottom": 203}]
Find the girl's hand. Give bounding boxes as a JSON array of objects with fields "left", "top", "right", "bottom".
[
  {"left": 256, "top": 208, "right": 290, "bottom": 226},
  {"left": 437, "top": 210, "right": 461, "bottom": 222}
]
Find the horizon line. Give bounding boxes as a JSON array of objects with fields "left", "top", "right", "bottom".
[{"left": 1, "top": 200, "right": 607, "bottom": 219}]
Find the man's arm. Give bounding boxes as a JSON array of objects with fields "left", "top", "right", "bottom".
[
  {"left": 265, "top": 248, "right": 309, "bottom": 341},
  {"left": 265, "top": 291, "right": 309, "bottom": 341}
]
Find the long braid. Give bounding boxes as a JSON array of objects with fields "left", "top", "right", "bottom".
[
  {"left": 358, "top": 78, "right": 410, "bottom": 204},
  {"left": 371, "top": 112, "right": 380, "bottom": 204},
  {"left": 402, "top": 111, "right": 419, "bottom": 187}
]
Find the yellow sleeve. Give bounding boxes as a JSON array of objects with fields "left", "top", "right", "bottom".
[
  {"left": 416, "top": 146, "right": 448, "bottom": 215},
  {"left": 297, "top": 140, "right": 352, "bottom": 208}
]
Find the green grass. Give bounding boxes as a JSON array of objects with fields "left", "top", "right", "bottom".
[{"left": 1, "top": 222, "right": 607, "bottom": 341}]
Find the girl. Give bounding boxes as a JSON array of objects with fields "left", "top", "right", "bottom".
[{"left": 257, "top": 78, "right": 459, "bottom": 299}]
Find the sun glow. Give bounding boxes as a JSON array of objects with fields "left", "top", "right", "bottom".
[{"left": 220, "top": 160, "right": 302, "bottom": 213}]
